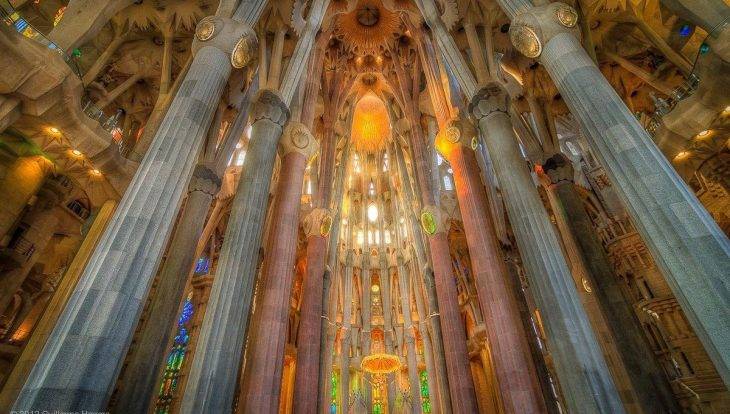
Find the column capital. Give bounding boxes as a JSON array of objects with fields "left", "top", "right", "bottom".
[
  {"left": 302, "top": 207, "right": 332, "bottom": 238},
  {"left": 188, "top": 164, "right": 222, "bottom": 195},
  {"left": 279, "top": 121, "right": 319, "bottom": 159},
  {"left": 191, "top": 16, "right": 258, "bottom": 69},
  {"left": 251, "top": 88, "right": 290, "bottom": 127},
  {"left": 435, "top": 116, "right": 479, "bottom": 156},
  {"left": 542, "top": 152, "right": 575, "bottom": 186},
  {"left": 509, "top": 3, "right": 580, "bottom": 59},
  {"left": 468, "top": 82, "right": 510, "bottom": 121}
]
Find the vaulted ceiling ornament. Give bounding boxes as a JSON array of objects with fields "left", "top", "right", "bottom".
[{"left": 334, "top": 0, "right": 403, "bottom": 54}]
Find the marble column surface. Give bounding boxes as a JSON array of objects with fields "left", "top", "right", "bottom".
[
  {"left": 438, "top": 119, "right": 546, "bottom": 413},
  {"left": 111, "top": 165, "right": 221, "bottom": 414},
  {"left": 543, "top": 153, "right": 679, "bottom": 412},
  {"left": 238, "top": 135, "right": 308, "bottom": 413},
  {"left": 181, "top": 88, "right": 289, "bottom": 413},
  {"left": 470, "top": 83, "right": 624, "bottom": 413},
  {"left": 13, "top": 45, "right": 231, "bottom": 412},
  {"left": 240, "top": 125, "right": 313, "bottom": 412},
  {"left": 508, "top": 2, "right": 730, "bottom": 384}
]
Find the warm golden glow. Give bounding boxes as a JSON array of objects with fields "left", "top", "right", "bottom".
[
  {"left": 674, "top": 151, "right": 690, "bottom": 161},
  {"left": 352, "top": 94, "right": 390, "bottom": 153},
  {"left": 361, "top": 353, "right": 401, "bottom": 374},
  {"left": 70, "top": 149, "right": 83, "bottom": 157}
]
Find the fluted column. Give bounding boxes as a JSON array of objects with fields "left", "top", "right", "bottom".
[
  {"left": 392, "top": 142, "right": 453, "bottom": 413},
  {"left": 318, "top": 142, "right": 350, "bottom": 414},
  {"left": 396, "top": 251, "right": 423, "bottom": 414},
  {"left": 113, "top": 165, "right": 221, "bottom": 414},
  {"left": 240, "top": 123, "right": 317, "bottom": 412},
  {"left": 12, "top": 14, "right": 258, "bottom": 407},
  {"left": 541, "top": 153, "right": 679, "bottom": 412},
  {"left": 469, "top": 83, "right": 623, "bottom": 413},
  {"left": 291, "top": 202, "right": 334, "bottom": 414},
  {"left": 504, "top": 1, "right": 730, "bottom": 384},
  {"left": 181, "top": 88, "right": 289, "bottom": 413},
  {"left": 435, "top": 117, "right": 546, "bottom": 413},
  {"left": 378, "top": 199, "right": 397, "bottom": 413},
  {"left": 360, "top": 227, "right": 373, "bottom": 413}
]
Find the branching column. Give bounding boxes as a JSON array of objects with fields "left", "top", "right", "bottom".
[
  {"left": 12, "top": 14, "right": 257, "bottom": 409},
  {"left": 505, "top": 1, "right": 730, "bottom": 384},
  {"left": 435, "top": 117, "right": 546, "bottom": 413},
  {"left": 469, "top": 84, "right": 623, "bottom": 413},
  {"left": 340, "top": 249, "right": 355, "bottom": 413},
  {"left": 239, "top": 123, "right": 317, "bottom": 412}
]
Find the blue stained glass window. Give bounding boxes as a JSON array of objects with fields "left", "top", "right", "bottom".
[
  {"left": 194, "top": 257, "right": 209, "bottom": 275},
  {"left": 155, "top": 292, "right": 194, "bottom": 413}
]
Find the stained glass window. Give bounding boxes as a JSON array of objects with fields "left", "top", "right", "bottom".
[
  {"left": 194, "top": 257, "right": 209, "bottom": 275},
  {"left": 155, "top": 292, "right": 194, "bottom": 414},
  {"left": 330, "top": 371, "right": 338, "bottom": 413},
  {"left": 420, "top": 370, "right": 432, "bottom": 413}
]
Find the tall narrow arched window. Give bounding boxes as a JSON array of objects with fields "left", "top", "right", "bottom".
[{"left": 155, "top": 292, "right": 194, "bottom": 413}]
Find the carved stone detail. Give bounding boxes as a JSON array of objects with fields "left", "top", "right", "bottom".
[
  {"left": 279, "top": 121, "right": 319, "bottom": 158},
  {"left": 420, "top": 205, "right": 444, "bottom": 235},
  {"left": 189, "top": 164, "right": 222, "bottom": 195},
  {"left": 250, "top": 88, "right": 290, "bottom": 127},
  {"left": 542, "top": 153, "right": 575, "bottom": 186},
  {"left": 469, "top": 82, "right": 510, "bottom": 121},
  {"left": 191, "top": 17, "right": 258, "bottom": 69},
  {"left": 436, "top": 116, "right": 478, "bottom": 152},
  {"left": 509, "top": 3, "right": 581, "bottom": 59},
  {"left": 302, "top": 208, "right": 332, "bottom": 238}
]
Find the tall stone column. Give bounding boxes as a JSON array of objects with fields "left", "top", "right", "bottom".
[
  {"left": 506, "top": 1, "right": 730, "bottom": 384},
  {"left": 360, "top": 214, "right": 373, "bottom": 413},
  {"left": 240, "top": 122, "right": 317, "bottom": 412},
  {"left": 0, "top": 176, "right": 68, "bottom": 315},
  {"left": 12, "top": 14, "right": 258, "bottom": 409},
  {"left": 396, "top": 251, "right": 423, "bottom": 414},
  {"left": 113, "top": 82, "right": 254, "bottom": 412},
  {"left": 293, "top": 144, "right": 336, "bottom": 414},
  {"left": 181, "top": 89, "right": 289, "bottom": 413},
  {"left": 340, "top": 249, "right": 355, "bottom": 413},
  {"left": 392, "top": 142, "right": 453, "bottom": 413},
  {"left": 318, "top": 142, "right": 350, "bottom": 414},
  {"left": 435, "top": 117, "right": 546, "bottom": 413},
  {"left": 0, "top": 199, "right": 116, "bottom": 412},
  {"left": 469, "top": 83, "right": 623, "bottom": 413},
  {"left": 378, "top": 198, "right": 397, "bottom": 413},
  {"left": 112, "top": 165, "right": 221, "bottom": 414},
  {"left": 541, "top": 153, "right": 679, "bottom": 412}
]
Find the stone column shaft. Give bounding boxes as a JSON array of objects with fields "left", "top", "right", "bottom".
[
  {"left": 396, "top": 255, "right": 423, "bottom": 414},
  {"left": 506, "top": 2, "right": 730, "bottom": 384},
  {"left": 392, "top": 142, "right": 453, "bottom": 413},
  {"left": 13, "top": 44, "right": 232, "bottom": 412},
  {"left": 293, "top": 213, "right": 330, "bottom": 413},
  {"left": 181, "top": 89, "right": 289, "bottom": 413},
  {"left": 112, "top": 165, "right": 221, "bottom": 414},
  {"left": 438, "top": 123, "right": 546, "bottom": 413},
  {"left": 470, "top": 89, "right": 623, "bottom": 412},
  {"left": 0, "top": 200, "right": 116, "bottom": 412},
  {"left": 240, "top": 147, "right": 307, "bottom": 413},
  {"left": 340, "top": 250, "right": 355, "bottom": 413},
  {"left": 543, "top": 154, "right": 679, "bottom": 412}
]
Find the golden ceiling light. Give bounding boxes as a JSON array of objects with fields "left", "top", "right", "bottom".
[
  {"left": 48, "top": 126, "right": 61, "bottom": 134},
  {"left": 674, "top": 151, "right": 690, "bottom": 161},
  {"left": 90, "top": 168, "right": 102, "bottom": 176},
  {"left": 352, "top": 94, "right": 391, "bottom": 153},
  {"left": 70, "top": 149, "right": 83, "bottom": 157},
  {"left": 696, "top": 129, "right": 712, "bottom": 138}
]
